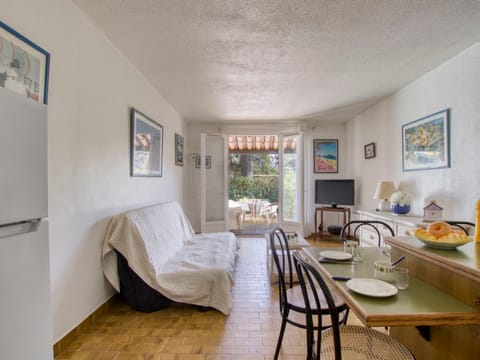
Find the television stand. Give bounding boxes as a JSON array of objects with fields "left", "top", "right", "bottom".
[{"left": 314, "top": 206, "right": 351, "bottom": 238}]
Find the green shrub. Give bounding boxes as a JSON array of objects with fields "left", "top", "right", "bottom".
[{"left": 229, "top": 176, "right": 279, "bottom": 202}]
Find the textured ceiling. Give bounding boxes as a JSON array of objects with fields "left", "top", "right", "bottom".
[{"left": 73, "top": 0, "right": 480, "bottom": 123}]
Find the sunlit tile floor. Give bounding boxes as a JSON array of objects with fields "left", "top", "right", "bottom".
[{"left": 56, "top": 237, "right": 364, "bottom": 359}]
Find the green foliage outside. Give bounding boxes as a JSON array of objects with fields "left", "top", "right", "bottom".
[
  {"left": 229, "top": 153, "right": 279, "bottom": 177},
  {"left": 229, "top": 153, "right": 279, "bottom": 202},
  {"left": 229, "top": 176, "right": 279, "bottom": 202}
]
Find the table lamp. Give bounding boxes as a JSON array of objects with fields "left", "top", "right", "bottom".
[{"left": 374, "top": 181, "right": 396, "bottom": 211}]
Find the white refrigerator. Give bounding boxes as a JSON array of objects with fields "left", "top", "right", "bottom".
[{"left": 0, "top": 88, "right": 53, "bottom": 359}]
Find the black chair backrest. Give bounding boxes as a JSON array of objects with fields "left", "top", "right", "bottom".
[
  {"left": 269, "top": 227, "right": 294, "bottom": 313},
  {"left": 293, "top": 252, "right": 342, "bottom": 359},
  {"left": 340, "top": 220, "right": 395, "bottom": 247},
  {"left": 445, "top": 221, "right": 475, "bottom": 235}
]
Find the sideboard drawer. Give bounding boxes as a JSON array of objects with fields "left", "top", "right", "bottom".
[
  {"left": 378, "top": 221, "right": 395, "bottom": 236},
  {"left": 396, "top": 223, "right": 415, "bottom": 236},
  {"left": 357, "top": 210, "right": 423, "bottom": 246},
  {"left": 360, "top": 227, "right": 381, "bottom": 247}
]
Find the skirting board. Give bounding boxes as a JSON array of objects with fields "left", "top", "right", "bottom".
[{"left": 53, "top": 294, "right": 118, "bottom": 357}]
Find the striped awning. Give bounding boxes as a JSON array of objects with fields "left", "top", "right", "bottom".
[{"left": 228, "top": 135, "right": 296, "bottom": 154}]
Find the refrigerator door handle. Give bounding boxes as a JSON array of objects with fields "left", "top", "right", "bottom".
[{"left": 0, "top": 218, "right": 42, "bottom": 239}]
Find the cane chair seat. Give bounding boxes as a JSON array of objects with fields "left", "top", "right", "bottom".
[{"left": 320, "top": 325, "right": 415, "bottom": 359}]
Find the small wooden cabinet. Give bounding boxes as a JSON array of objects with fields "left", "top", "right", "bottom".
[
  {"left": 357, "top": 210, "right": 423, "bottom": 247},
  {"left": 314, "top": 206, "right": 351, "bottom": 234}
]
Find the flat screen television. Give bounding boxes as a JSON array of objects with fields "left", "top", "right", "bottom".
[{"left": 315, "top": 179, "right": 355, "bottom": 207}]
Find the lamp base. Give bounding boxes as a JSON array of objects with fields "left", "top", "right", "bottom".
[{"left": 377, "top": 200, "right": 390, "bottom": 212}]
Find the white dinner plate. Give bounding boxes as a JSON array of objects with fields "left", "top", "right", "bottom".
[
  {"left": 318, "top": 250, "right": 353, "bottom": 261},
  {"left": 346, "top": 278, "right": 398, "bottom": 298}
]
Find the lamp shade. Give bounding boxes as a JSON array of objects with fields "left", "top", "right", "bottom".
[{"left": 374, "top": 181, "right": 396, "bottom": 200}]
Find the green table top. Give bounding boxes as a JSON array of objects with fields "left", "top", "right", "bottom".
[{"left": 302, "top": 246, "right": 480, "bottom": 327}]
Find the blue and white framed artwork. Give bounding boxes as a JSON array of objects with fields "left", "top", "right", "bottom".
[
  {"left": 313, "top": 139, "right": 338, "bottom": 173},
  {"left": 0, "top": 21, "right": 50, "bottom": 104},
  {"left": 402, "top": 109, "right": 450, "bottom": 171}
]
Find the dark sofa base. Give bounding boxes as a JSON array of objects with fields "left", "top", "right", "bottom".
[{"left": 116, "top": 250, "right": 172, "bottom": 312}]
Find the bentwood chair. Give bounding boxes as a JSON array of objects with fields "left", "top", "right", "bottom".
[
  {"left": 293, "top": 252, "right": 415, "bottom": 360},
  {"left": 340, "top": 220, "right": 395, "bottom": 248},
  {"left": 269, "top": 227, "right": 349, "bottom": 360}
]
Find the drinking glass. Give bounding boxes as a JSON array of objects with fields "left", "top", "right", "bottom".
[
  {"left": 395, "top": 267, "right": 409, "bottom": 289},
  {"left": 344, "top": 240, "right": 363, "bottom": 261}
]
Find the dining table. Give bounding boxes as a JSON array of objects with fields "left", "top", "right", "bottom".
[{"left": 301, "top": 244, "right": 480, "bottom": 359}]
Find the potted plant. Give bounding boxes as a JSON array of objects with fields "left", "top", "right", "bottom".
[{"left": 390, "top": 191, "right": 411, "bottom": 215}]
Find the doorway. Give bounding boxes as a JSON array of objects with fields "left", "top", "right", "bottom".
[
  {"left": 199, "top": 132, "right": 303, "bottom": 235},
  {"left": 227, "top": 135, "right": 281, "bottom": 235}
]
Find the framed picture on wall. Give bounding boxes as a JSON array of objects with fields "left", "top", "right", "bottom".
[
  {"left": 402, "top": 109, "right": 450, "bottom": 171},
  {"left": 195, "top": 155, "right": 211, "bottom": 169},
  {"left": 0, "top": 21, "right": 50, "bottom": 104},
  {"left": 175, "top": 133, "right": 184, "bottom": 166},
  {"left": 130, "top": 108, "right": 163, "bottom": 177},
  {"left": 364, "top": 142, "right": 376, "bottom": 159},
  {"left": 313, "top": 139, "right": 338, "bottom": 173},
  {"left": 205, "top": 155, "right": 211, "bottom": 169}
]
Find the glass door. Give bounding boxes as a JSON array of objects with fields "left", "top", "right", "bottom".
[{"left": 279, "top": 132, "right": 304, "bottom": 234}]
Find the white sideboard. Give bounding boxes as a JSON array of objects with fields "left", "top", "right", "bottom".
[{"left": 356, "top": 210, "right": 424, "bottom": 247}]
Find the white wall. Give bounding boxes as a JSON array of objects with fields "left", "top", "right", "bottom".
[
  {"left": 303, "top": 123, "right": 351, "bottom": 234},
  {"left": 347, "top": 42, "right": 480, "bottom": 221},
  {"left": 2, "top": 0, "right": 185, "bottom": 342}
]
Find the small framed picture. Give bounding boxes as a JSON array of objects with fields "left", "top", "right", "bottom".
[
  {"left": 0, "top": 21, "right": 50, "bottom": 104},
  {"left": 364, "top": 142, "right": 376, "bottom": 159},
  {"left": 130, "top": 108, "right": 163, "bottom": 177},
  {"left": 195, "top": 155, "right": 211, "bottom": 169},
  {"left": 175, "top": 133, "right": 184, "bottom": 166}
]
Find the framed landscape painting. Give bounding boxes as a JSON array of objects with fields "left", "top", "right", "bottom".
[
  {"left": 402, "top": 109, "right": 450, "bottom": 171},
  {"left": 0, "top": 21, "right": 50, "bottom": 104},
  {"left": 313, "top": 139, "right": 338, "bottom": 173},
  {"left": 130, "top": 108, "right": 163, "bottom": 177}
]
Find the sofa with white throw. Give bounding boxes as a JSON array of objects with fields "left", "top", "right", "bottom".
[{"left": 102, "top": 201, "right": 238, "bottom": 314}]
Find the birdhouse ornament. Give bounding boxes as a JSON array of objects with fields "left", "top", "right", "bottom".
[{"left": 423, "top": 200, "right": 443, "bottom": 222}]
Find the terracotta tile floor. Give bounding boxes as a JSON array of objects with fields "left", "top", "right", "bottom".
[{"left": 55, "top": 237, "right": 365, "bottom": 359}]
